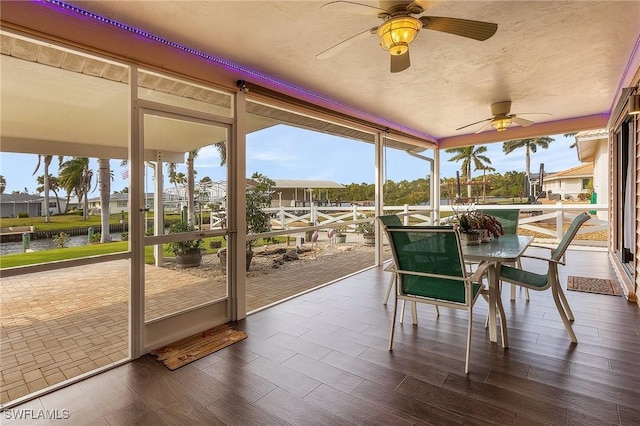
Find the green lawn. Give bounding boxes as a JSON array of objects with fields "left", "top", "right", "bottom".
[
  {"left": 0, "top": 238, "right": 227, "bottom": 269},
  {"left": 0, "top": 212, "right": 203, "bottom": 232},
  {"left": 0, "top": 235, "right": 292, "bottom": 269}
]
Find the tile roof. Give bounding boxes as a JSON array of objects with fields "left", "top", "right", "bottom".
[
  {"left": 545, "top": 163, "right": 593, "bottom": 180},
  {"left": 272, "top": 179, "right": 345, "bottom": 189}
]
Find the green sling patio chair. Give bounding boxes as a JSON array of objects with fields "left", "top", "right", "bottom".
[
  {"left": 378, "top": 214, "right": 405, "bottom": 305},
  {"left": 378, "top": 214, "right": 440, "bottom": 324},
  {"left": 383, "top": 225, "right": 494, "bottom": 374},
  {"left": 498, "top": 212, "right": 591, "bottom": 343},
  {"left": 477, "top": 208, "right": 528, "bottom": 301},
  {"left": 377, "top": 214, "right": 436, "bottom": 321}
]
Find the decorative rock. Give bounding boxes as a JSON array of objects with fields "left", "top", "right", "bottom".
[{"left": 283, "top": 250, "right": 299, "bottom": 261}]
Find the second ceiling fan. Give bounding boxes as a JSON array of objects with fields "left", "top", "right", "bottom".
[
  {"left": 316, "top": 1, "right": 498, "bottom": 73},
  {"left": 456, "top": 101, "right": 552, "bottom": 133}
]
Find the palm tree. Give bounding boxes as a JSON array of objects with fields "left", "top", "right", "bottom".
[
  {"left": 36, "top": 174, "right": 63, "bottom": 214},
  {"left": 502, "top": 136, "right": 555, "bottom": 177},
  {"left": 185, "top": 150, "right": 199, "bottom": 225},
  {"left": 214, "top": 140, "right": 226, "bottom": 165},
  {"left": 0, "top": 175, "right": 6, "bottom": 194},
  {"left": 32, "top": 155, "right": 56, "bottom": 222},
  {"left": 477, "top": 165, "right": 496, "bottom": 203},
  {"left": 59, "top": 157, "right": 94, "bottom": 220},
  {"left": 169, "top": 171, "right": 186, "bottom": 189},
  {"left": 445, "top": 145, "right": 492, "bottom": 198},
  {"left": 564, "top": 132, "right": 578, "bottom": 149},
  {"left": 97, "top": 158, "right": 112, "bottom": 242}
]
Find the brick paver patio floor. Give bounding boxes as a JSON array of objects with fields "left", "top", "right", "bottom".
[{"left": 0, "top": 244, "right": 382, "bottom": 405}]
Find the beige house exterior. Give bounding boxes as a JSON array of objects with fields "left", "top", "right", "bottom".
[
  {"left": 271, "top": 179, "right": 344, "bottom": 207},
  {"left": 542, "top": 163, "right": 594, "bottom": 202},
  {"left": 576, "top": 129, "right": 610, "bottom": 221}
]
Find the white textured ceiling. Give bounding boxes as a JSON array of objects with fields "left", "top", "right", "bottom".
[{"left": 63, "top": 0, "right": 640, "bottom": 145}]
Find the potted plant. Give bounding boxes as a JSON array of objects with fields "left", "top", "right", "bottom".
[
  {"left": 447, "top": 207, "right": 503, "bottom": 245},
  {"left": 474, "top": 211, "right": 504, "bottom": 241},
  {"left": 333, "top": 225, "right": 347, "bottom": 243},
  {"left": 356, "top": 218, "right": 375, "bottom": 246},
  {"left": 167, "top": 220, "right": 204, "bottom": 269},
  {"left": 218, "top": 173, "right": 275, "bottom": 271}
]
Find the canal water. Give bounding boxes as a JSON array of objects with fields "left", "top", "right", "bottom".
[{"left": 1, "top": 233, "right": 123, "bottom": 255}]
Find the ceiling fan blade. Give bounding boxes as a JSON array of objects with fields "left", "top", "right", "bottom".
[
  {"left": 321, "top": 1, "right": 385, "bottom": 14},
  {"left": 407, "top": 0, "right": 445, "bottom": 13},
  {"left": 316, "top": 27, "right": 376, "bottom": 60},
  {"left": 455, "top": 117, "right": 492, "bottom": 131},
  {"left": 473, "top": 120, "right": 494, "bottom": 134},
  {"left": 419, "top": 16, "right": 498, "bottom": 41},
  {"left": 390, "top": 51, "right": 411, "bottom": 73},
  {"left": 512, "top": 116, "right": 535, "bottom": 127}
]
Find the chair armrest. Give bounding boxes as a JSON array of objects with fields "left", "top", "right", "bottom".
[
  {"left": 527, "top": 244, "right": 553, "bottom": 251},
  {"left": 384, "top": 264, "right": 396, "bottom": 273},
  {"left": 526, "top": 244, "right": 560, "bottom": 260},
  {"left": 469, "top": 261, "right": 493, "bottom": 283},
  {"left": 518, "top": 254, "right": 565, "bottom": 266}
]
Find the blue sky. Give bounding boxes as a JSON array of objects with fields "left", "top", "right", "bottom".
[{"left": 0, "top": 126, "right": 580, "bottom": 195}]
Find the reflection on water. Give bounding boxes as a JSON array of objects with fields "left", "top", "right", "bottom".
[{"left": 0, "top": 233, "right": 122, "bottom": 255}]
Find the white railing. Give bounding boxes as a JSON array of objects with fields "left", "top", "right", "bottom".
[{"left": 256, "top": 202, "right": 608, "bottom": 247}]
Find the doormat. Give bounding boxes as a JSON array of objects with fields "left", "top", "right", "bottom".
[
  {"left": 567, "top": 276, "right": 622, "bottom": 296},
  {"left": 151, "top": 323, "right": 247, "bottom": 370}
]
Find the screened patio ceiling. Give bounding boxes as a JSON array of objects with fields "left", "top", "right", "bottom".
[
  {"left": 1, "top": 1, "right": 639, "bottom": 156},
  {"left": 0, "top": 32, "right": 426, "bottom": 163}
]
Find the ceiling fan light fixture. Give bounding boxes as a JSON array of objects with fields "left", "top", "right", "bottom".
[
  {"left": 491, "top": 117, "right": 512, "bottom": 131},
  {"left": 377, "top": 16, "right": 421, "bottom": 56}
]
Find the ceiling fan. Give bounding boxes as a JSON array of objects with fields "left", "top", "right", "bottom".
[
  {"left": 456, "top": 101, "right": 552, "bottom": 133},
  {"left": 316, "top": 1, "right": 498, "bottom": 73}
]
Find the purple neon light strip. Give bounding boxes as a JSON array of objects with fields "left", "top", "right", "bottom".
[{"left": 41, "top": 0, "right": 437, "bottom": 141}]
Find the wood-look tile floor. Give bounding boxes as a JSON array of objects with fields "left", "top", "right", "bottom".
[{"left": 3, "top": 248, "right": 639, "bottom": 425}]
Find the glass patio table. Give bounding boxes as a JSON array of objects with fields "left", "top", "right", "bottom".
[{"left": 462, "top": 234, "right": 534, "bottom": 348}]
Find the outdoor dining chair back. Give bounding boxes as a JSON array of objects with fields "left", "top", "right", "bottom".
[
  {"left": 498, "top": 212, "right": 591, "bottom": 343},
  {"left": 378, "top": 215, "right": 406, "bottom": 305},
  {"left": 377, "top": 214, "right": 431, "bottom": 321},
  {"left": 477, "top": 208, "right": 527, "bottom": 300},
  {"left": 383, "top": 225, "right": 491, "bottom": 374},
  {"left": 477, "top": 208, "right": 520, "bottom": 235}
]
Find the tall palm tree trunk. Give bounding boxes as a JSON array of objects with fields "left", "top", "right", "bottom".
[
  {"left": 43, "top": 160, "right": 51, "bottom": 223},
  {"left": 98, "top": 159, "right": 111, "bottom": 242},
  {"left": 186, "top": 152, "right": 196, "bottom": 225},
  {"left": 466, "top": 164, "right": 472, "bottom": 198}
]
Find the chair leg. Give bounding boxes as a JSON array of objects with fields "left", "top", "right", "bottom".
[
  {"left": 510, "top": 284, "right": 530, "bottom": 301},
  {"left": 399, "top": 300, "right": 406, "bottom": 323},
  {"left": 465, "top": 309, "right": 472, "bottom": 374},
  {"left": 434, "top": 305, "right": 440, "bottom": 317},
  {"left": 552, "top": 283, "right": 578, "bottom": 343},
  {"left": 556, "top": 280, "right": 575, "bottom": 321},
  {"left": 383, "top": 273, "right": 395, "bottom": 305},
  {"left": 411, "top": 301, "right": 417, "bottom": 324},
  {"left": 554, "top": 268, "right": 574, "bottom": 320},
  {"left": 389, "top": 296, "right": 398, "bottom": 351},
  {"left": 517, "top": 259, "right": 530, "bottom": 301},
  {"left": 495, "top": 288, "right": 509, "bottom": 348}
]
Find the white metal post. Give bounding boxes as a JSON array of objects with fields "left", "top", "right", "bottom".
[
  {"left": 231, "top": 85, "right": 248, "bottom": 320},
  {"left": 556, "top": 201, "right": 564, "bottom": 242},
  {"left": 374, "top": 131, "right": 383, "bottom": 265},
  {"left": 129, "top": 66, "right": 144, "bottom": 359}
]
